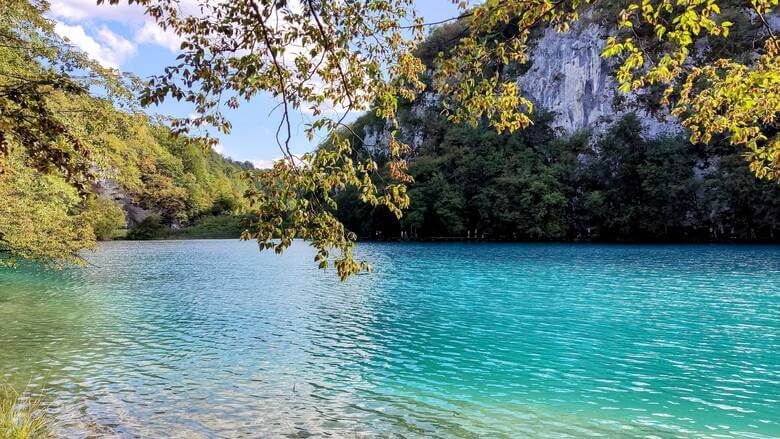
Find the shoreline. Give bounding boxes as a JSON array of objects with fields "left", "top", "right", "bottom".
[{"left": 105, "top": 236, "right": 780, "bottom": 245}]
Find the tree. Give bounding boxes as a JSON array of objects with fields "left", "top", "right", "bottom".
[
  {"left": 0, "top": 1, "right": 134, "bottom": 191},
  {"left": 84, "top": 196, "right": 127, "bottom": 240},
  {"left": 0, "top": 0, "right": 131, "bottom": 265},
  {"left": 108, "top": 0, "right": 777, "bottom": 278},
  {"left": 577, "top": 115, "right": 700, "bottom": 240},
  {"left": 4, "top": 0, "right": 777, "bottom": 276},
  {"left": 0, "top": 151, "right": 95, "bottom": 267},
  {"left": 0, "top": 1, "right": 248, "bottom": 266}
]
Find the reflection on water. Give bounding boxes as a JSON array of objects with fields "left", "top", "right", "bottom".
[{"left": 1, "top": 241, "right": 778, "bottom": 438}]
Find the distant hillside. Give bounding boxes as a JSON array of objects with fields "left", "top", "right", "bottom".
[
  {"left": 93, "top": 117, "right": 253, "bottom": 234},
  {"left": 0, "top": 0, "right": 257, "bottom": 265}
]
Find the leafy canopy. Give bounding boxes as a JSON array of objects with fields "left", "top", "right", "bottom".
[
  {"left": 0, "top": 0, "right": 134, "bottom": 265},
  {"left": 0, "top": 0, "right": 248, "bottom": 266},
  {"left": 118, "top": 0, "right": 777, "bottom": 278},
  {"left": 336, "top": 112, "right": 779, "bottom": 242},
  {"left": 4, "top": 0, "right": 777, "bottom": 277}
]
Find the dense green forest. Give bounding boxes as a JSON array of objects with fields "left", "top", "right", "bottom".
[
  {"left": 336, "top": 113, "right": 780, "bottom": 242},
  {"left": 0, "top": 0, "right": 250, "bottom": 265},
  {"left": 332, "top": 14, "right": 780, "bottom": 243},
  {"left": 114, "top": 124, "right": 251, "bottom": 239}
]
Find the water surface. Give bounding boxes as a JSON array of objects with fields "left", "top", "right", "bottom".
[{"left": 1, "top": 241, "right": 778, "bottom": 438}]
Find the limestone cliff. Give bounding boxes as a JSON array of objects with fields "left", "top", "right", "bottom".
[
  {"left": 519, "top": 21, "right": 677, "bottom": 137},
  {"left": 93, "top": 179, "right": 151, "bottom": 227},
  {"left": 360, "top": 10, "right": 777, "bottom": 151}
]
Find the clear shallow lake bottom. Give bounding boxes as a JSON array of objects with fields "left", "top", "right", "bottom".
[{"left": 1, "top": 241, "right": 778, "bottom": 438}]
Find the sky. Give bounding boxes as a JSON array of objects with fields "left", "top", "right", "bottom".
[{"left": 47, "top": 0, "right": 462, "bottom": 168}]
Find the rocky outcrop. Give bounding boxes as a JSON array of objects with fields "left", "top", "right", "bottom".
[
  {"left": 361, "top": 19, "right": 682, "bottom": 151},
  {"left": 93, "top": 179, "right": 150, "bottom": 227},
  {"left": 519, "top": 21, "right": 678, "bottom": 137},
  {"left": 359, "top": 10, "right": 776, "bottom": 153}
]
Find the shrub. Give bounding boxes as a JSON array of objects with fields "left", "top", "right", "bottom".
[
  {"left": 83, "top": 196, "right": 126, "bottom": 241},
  {"left": 0, "top": 386, "right": 50, "bottom": 439},
  {"left": 126, "top": 215, "right": 169, "bottom": 240}
]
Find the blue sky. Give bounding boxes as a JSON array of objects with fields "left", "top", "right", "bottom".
[{"left": 48, "top": 1, "right": 462, "bottom": 167}]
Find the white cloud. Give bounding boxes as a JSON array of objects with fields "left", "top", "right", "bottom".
[
  {"left": 212, "top": 143, "right": 225, "bottom": 155},
  {"left": 50, "top": 0, "right": 148, "bottom": 22},
  {"left": 54, "top": 22, "right": 135, "bottom": 68},
  {"left": 250, "top": 159, "right": 277, "bottom": 170},
  {"left": 49, "top": 0, "right": 186, "bottom": 55},
  {"left": 135, "top": 20, "right": 181, "bottom": 52}
]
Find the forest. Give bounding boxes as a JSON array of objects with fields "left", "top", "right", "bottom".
[
  {"left": 1, "top": 0, "right": 778, "bottom": 275},
  {"left": 331, "top": 13, "right": 779, "bottom": 243},
  {"left": 337, "top": 112, "right": 780, "bottom": 242},
  {"left": 0, "top": 0, "right": 250, "bottom": 265}
]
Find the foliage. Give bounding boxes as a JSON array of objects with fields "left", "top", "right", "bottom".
[
  {"left": 338, "top": 114, "right": 779, "bottom": 242},
  {"left": 0, "top": 386, "right": 50, "bottom": 439},
  {"left": 136, "top": 126, "right": 247, "bottom": 224},
  {"left": 0, "top": 1, "right": 250, "bottom": 265},
  {"left": 127, "top": 214, "right": 246, "bottom": 240},
  {"left": 0, "top": 0, "right": 135, "bottom": 194},
  {"left": 119, "top": 0, "right": 778, "bottom": 278},
  {"left": 126, "top": 215, "right": 168, "bottom": 240},
  {"left": 109, "top": 0, "right": 434, "bottom": 279},
  {"left": 399, "top": 113, "right": 573, "bottom": 239},
  {"left": 0, "top": 0, "right": 128, "bottom": 265},
  {"left": 167, "top": 215, "right": 246, "bottom": 240},
  {"left": 83, "top": 196, "right": 126, "bottom": 241},
  {"left": 602, "top": 0, "right": 779, "bottom": 180},
  {"left": 580, "top": 117, "right": 780, "bottom": 240},
  {"left": 578, "top": 116, "right": 701, "bottom": 239},
  {"left": 0, "top": 150, "right": 94, "bottom": 267}
]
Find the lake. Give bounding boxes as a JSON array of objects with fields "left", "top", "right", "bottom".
[{"left": 1, "top": 241, "right": 778, "bottom": 438}]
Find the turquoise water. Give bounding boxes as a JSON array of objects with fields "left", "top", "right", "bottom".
[{"left": 1, "top": 241, "right": 778, "bottom": 438}]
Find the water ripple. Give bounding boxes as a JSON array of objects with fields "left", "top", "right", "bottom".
[{"left": 0, "top": 241, "right": 778, "bottom": 438}]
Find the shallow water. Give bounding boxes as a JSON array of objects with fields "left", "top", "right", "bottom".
[{"left": 1, "top": 241, "right": 778, "bottom": 438}]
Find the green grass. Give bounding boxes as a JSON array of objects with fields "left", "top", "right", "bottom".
[
  {"left": 0, "top": 386, "right": 50, "bottom": 439},
  {"left": 127, "top": 214, "right": 245, "bottom": 240},
  {"left": 170, "top": 215, "right": 245, "bottom": 239}
]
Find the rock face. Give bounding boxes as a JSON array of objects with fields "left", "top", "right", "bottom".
[
  {"left": 768, "top": 13, "right": 780, "bottom": 32},
  {"left": 362, "top": 19, "right": 682, "bottom": 149},
  {"left": 361, "top": 12, "right": 777, "bottom": 150},
  {"left": 94, "top": 179, "right": 151, "bottom": 227},
  {"left": 518, "top": 21, "right": 678, "bottom": 137},
  {"left": 362, "top": 124, "right": 388, "bottom": 155}
]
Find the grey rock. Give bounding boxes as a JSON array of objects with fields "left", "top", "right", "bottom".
[
  {"left": 518, "top": 21, "right": 679, "bottom": 138},
  {"left": 93, "top": 179, "right": 150, "bottom": 227}
]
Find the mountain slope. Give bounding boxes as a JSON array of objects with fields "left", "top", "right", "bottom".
[{"left": 335, "top": 10, "right": 780, "bottom": 242}]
